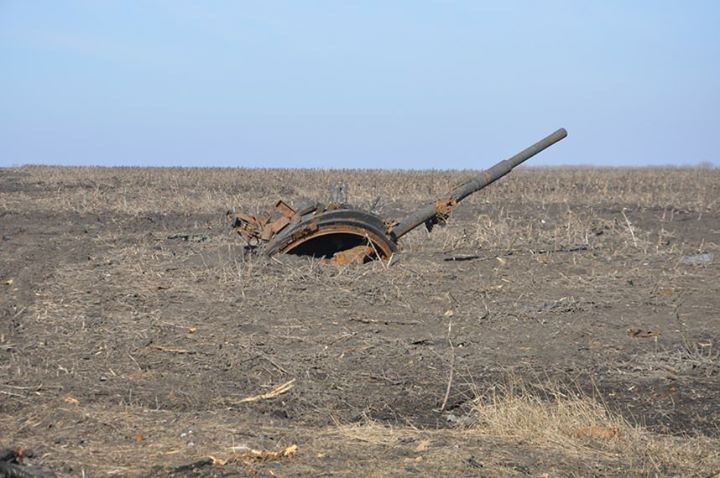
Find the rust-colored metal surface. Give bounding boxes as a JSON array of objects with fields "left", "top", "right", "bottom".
[{"left": 229, "top": 128, "right": 568, "bottom": 263}]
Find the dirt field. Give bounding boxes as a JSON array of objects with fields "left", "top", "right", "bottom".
[{"left": 1, "top": 165, "right": 719, "bottom": 477}]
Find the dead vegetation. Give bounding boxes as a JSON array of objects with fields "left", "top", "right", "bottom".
[
  {"left": 1, "top": 165, "right": 719, "bottom": 476},
  {"left": 470, "top": 378, "right": 720, "bottom": 476},
  {"left": 2, "top": 165, "right": 718, "bottom": 216}
]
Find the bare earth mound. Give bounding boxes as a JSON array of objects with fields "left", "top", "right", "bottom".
[{"left": 1, "top": 166, "right": 719, "bottom": 476}]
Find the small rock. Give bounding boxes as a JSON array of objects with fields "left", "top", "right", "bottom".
[{"left": 681, "top": 253, "right": 713, "bottom": 266}]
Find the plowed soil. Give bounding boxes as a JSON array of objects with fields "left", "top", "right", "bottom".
[{"left": 1, "top": 166, "right": 719, "bottom": 477}]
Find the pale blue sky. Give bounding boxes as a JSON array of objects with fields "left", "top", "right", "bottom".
[{"left": 1, "top": 1, "right": 718, "bottom": 168}]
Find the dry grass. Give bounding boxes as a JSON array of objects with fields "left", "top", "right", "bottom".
[
  {"left": 5, "top": 165, "right": 719, "bottom": 216},
  {"left": 470, "top": 378, "right": 720, "bottom": 476},
  {"left": 317, "top": 375, "right": 720, "bottom": 476},
  {"left": 3, "top": 165, "right": 719, "bottom": 476},
  {"left": 472, "top": 380, "right": 626, "bottom": 447},
  {"left": 4, "top": 165, "right": 719, "bottom": 260},
  {"left": 4, "top": 382, "right": 718, "bottom": 477}
]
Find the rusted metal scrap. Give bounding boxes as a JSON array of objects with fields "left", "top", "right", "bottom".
[{"left": 230, "top": 128, "right": 567, "bottom": 264}]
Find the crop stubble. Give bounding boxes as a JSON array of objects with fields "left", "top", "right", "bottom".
[{"left": 1, "top": 166, "right": 719, "bottom": 476}]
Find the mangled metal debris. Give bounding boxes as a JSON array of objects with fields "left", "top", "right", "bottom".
[{"left": 229, "top": 128, "right": 568, "bottom": 264}]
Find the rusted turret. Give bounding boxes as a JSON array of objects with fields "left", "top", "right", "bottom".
[{"left": 229, "top": 128, "right": 567, "bottom": 264}]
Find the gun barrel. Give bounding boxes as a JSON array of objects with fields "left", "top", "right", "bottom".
[{"left": 391, "top": 128, "right": 567, "bottom": 240}]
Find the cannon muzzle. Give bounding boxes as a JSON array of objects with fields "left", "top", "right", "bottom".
[
  {"left": 390, "top": 128, "right": 567, "bottom": 239},
  {"left": 230, "top": 127, "right": 567, "bottom": 264}
]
